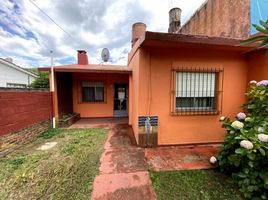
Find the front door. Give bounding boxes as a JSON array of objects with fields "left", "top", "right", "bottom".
[{"left": 114, "top": 84, "right": 128, "bottom": 117}]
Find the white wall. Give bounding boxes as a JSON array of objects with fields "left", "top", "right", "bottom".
[{"left": 0, "top": 62, "right": 36, "bottom": 88}]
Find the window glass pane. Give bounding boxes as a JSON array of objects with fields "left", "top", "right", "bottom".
[
  {"left": 95, "top": 87, "right": 104, "bottom": 101},
  {"left": 81, "top": 81, "right": 104, "bottom": 102},
  {"left": 176, "top": 97, "right": 215, "bottom": 109},
  {"left": 176, "top": 97, "right": 192, "bottom": 108},
  {"left": 82, "top": 87, "right": 94, "bottom": 102}
]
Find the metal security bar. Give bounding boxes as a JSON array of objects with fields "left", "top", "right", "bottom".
[{"left": 171, "top": 67, "right": 224, "bottom": 115}]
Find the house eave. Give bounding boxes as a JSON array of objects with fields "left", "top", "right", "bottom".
[{"left": 38, "top": 64, "right": 132, "bottom": 74}]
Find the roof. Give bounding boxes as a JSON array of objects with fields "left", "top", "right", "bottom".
[
  {"left": 137, "top": 31, "right": 265, "bottom": 51},
  {"left": 0, "top": 58, "right": 38, "bottom": 78},
  {"left": 39, "top": 64, "right": 132, "bottom": 74}
]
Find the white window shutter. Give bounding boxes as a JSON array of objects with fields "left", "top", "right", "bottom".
[{"left": 176, "top": 72, "right": 216, "bottom": 97}]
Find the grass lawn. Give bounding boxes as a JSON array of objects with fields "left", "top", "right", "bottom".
[
  {"left": 0, "top": 128, "right": 108, "bottom": 200},
  {"left": 150, "top": 170, "right": 244, "bottom": 200}
]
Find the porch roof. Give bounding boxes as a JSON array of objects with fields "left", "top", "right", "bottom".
[{"left": 39, "top": 64, "right": 132, "bottom": 74}]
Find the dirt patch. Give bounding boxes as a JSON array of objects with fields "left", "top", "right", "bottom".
[{"left": 37, "top": 142, "right": 58, "bottom": 150}]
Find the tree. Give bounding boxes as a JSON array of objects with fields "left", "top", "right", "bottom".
[
  {"left": 30, "top": 72, "right": 49, "bottom": 89},
  {"left": 240, "top": 20, "right": 268, "bottom": 55}
]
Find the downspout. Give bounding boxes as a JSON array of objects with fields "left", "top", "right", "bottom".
[{"left": 50, "top": 50, "right": 56, "bottom": 128}]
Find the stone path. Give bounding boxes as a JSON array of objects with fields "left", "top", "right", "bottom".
[
  {"left": 91, "top": 124, "right": 157, "bottom": 200},
  {"left": 90, "top": 122, "right": 219, "bottom": 199}
]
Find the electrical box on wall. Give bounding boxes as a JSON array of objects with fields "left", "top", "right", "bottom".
[{"left": 138, "top": 116, "right": 158, "bottom": 147}]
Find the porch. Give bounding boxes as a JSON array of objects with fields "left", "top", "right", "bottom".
[
  {"left": 69, "top": 117, "right": 128, "bottom": 128},
  {"left": 51, "top": 65, "right": 132, "bottom": 123}
]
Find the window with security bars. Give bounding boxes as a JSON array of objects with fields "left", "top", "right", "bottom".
[
  {"left": 172, "top": 68, "right": 223, "bottom": 115},
  {"left": 82, "top": 81, "right": 104, "bottom": 102}
]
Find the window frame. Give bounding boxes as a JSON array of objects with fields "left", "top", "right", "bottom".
[
  {"left": 171, "top": 68, "right": 224, "bottom": 116},
  {"left": 6, "top": 82, "right": 27, "bottom": 88},
  {"left": 80, "top": 81, "right": 106, "bottom": 103}
]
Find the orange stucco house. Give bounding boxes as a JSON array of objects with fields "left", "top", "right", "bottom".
[{"left": 40, "top": 12, "right": 268, "bottom": 147}]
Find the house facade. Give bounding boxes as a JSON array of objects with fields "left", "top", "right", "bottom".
[
  {"left": 0, "top": 58, "right": 37, "bottom": 88},
  {"left": 40, "top": 12, "right": 268, "bottom": 147},
  {"left": 128, "top": 25, "right": 268, "bottom": 146}
]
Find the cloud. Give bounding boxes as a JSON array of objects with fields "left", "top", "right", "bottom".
[{"left": 0, "top": 0, "right": 206, "bottom": 67}]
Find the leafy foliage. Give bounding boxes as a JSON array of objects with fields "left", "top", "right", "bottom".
[
  {"left": 217, "top": 81, "right": 268, "bottom": 199},
  {"left": 30, "top": 72, "right": 49, "bottom": 89},
  {"left": 240, "top": 20, "right": 268, "bottom": 55}
]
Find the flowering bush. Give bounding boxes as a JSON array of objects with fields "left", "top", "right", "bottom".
[{"left": 216, "top": 80, "right": 268, "bottom": 199}]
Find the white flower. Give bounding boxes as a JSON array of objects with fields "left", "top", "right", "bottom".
[
  {"left": 245, "top": 117, "right": 251, "bottom": 122},
  {"left": 231, "top": 121, "right": 244, "bottom": 130},
  {"left": 257, "top": 134, "right": 268, "bottom": 142},
  {"left": 219, "top": 116, "right": 225, "bottom": 121},
  {"left": 240, "top": 140, "right": 254, "bottom": 150},
  {"left": 258, "top": 127, "right": 265, "bottom": 133},
  {"left": 236, "top": 112, "right": 246, "bottom": 120},
  {"left": 249, "top": 80, "right": 257, "bottom": 84},
  {"left": 210, "top": 156, "right": 217, "bottom": 164}
]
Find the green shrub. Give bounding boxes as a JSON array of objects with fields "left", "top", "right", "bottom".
[
  {"left": 216, "top": 80, "right": 268, "bottom": 199},
  {"left": 30, "top": 72, "right": 49, "bottom": 89}
]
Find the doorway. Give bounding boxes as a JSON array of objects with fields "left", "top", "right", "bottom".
[{"left": 114, "top": 84, "right": 128, "bottom": 117}]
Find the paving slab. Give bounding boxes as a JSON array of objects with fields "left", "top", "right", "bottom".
[
  {"left": 99, "top": 124, "right": 147, "bottom": 174},
  {"left": 92, "top": 124, "right": 155, "bottom": 200},
  {"left": 91, "top": 171, "right": 157, "bottom": 200},
  {"left": 69, "top": 117, "right": 128, "bottom": 128},
  {"left": 145, "top": 145, "right": 219, "bottom": 171}
]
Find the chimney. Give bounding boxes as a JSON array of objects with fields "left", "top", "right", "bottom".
[
  {"left": 168, "top": 8, "right": 181, "bottom": 33},
  {"left": 77, "top": 50, "right": 88, "bottom": 65},
  {"left": 131, "top": 22, "right": 146, "bottom": 48}
]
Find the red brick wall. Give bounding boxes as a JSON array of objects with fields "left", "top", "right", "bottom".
[
  {"left": 0, "top": 89, "right": 52, "bottom": 136},
  {"left": 0, "top": 120, "right": 51, "bottom": 156},
  {"left": 180, "top": 0, "right": 250, "bottom": 39}
]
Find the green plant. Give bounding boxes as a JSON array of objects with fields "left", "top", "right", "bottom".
[
  {"left": 150, "top": 170, "right": 243, "bottom": 200},
  {"left": 240, "top": 20, "right": 268, "bottom": 55},
  {"left": 217, "top": 81, "right": 268, "bottom": 199},
  {"left": 30, "top": 72, "right": 49, "bottom": 89},
  {"left": 38, "top": 129, "right": 60, "bottom": 139}
]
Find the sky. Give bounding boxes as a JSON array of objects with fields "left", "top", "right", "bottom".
[
  {"left": 0, "top": 0, "right": 207, "bottom": 68},
  {"left": 251, "top": 0, "right": 268, "bottom": 34},
  {"left": 0, "top": 0, "right": 267, "bottom": 68}
]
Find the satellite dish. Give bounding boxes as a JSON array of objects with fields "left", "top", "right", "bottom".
[{"left": 101, "top": 48, "right": 110, "bottom": 62}]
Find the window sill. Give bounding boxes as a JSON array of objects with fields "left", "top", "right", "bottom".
[{"left": 171, "top": 110, "right": 220, "bottom": 116}]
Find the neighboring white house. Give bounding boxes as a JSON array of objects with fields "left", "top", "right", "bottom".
[{"left": 0, "top": 58, "right": 37, "bottom": 88}]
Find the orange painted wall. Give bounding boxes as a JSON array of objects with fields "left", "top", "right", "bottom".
[
  {"left": 247, "top": 50, "right": 268, "bottom": 82},
  {"left": 72, "top": 73, "right": 128, "bottom": 118},
  {"left": 128, "top": 47, "right": 140, "bottom": 141},
  {"left": 130, "top": 46, "right": 249, "bottom": 145}
]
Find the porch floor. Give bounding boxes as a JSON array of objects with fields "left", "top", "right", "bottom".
[{"left": 69, "top": 117, "right": 128, "bottom": 128}]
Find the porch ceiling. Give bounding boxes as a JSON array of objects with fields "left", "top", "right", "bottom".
[{"left": 39, "top": 64, "right": 132, "bottom": 74}]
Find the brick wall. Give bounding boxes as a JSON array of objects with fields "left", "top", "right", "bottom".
[
  {"left": 180, "top": 0, "right": 250, "bottom": 39},
  {"left": 0, "top": 88, "right": 52, "bottom": 136},
  {"left": 0, "top": 120, "right": 50, "bottom": 156}
]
